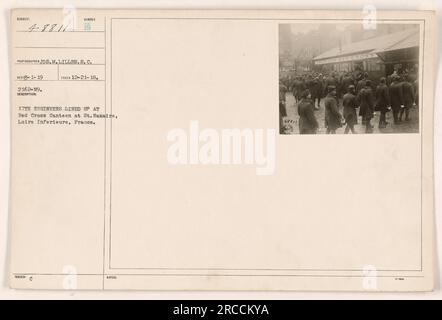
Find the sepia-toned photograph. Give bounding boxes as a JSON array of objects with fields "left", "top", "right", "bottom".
[{"left": 279, "top": 23, "right": 420, "bottom": 134}]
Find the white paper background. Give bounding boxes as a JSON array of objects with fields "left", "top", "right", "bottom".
[{"left": 0, "top": 0, "right": 441, "bottom": 299}]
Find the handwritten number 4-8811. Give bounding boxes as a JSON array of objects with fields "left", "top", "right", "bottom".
[{"left": 27, "top": 23, "right": 72, "bottom": 32}]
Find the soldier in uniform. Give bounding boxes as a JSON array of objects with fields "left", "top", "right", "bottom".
[
  {"left": 375, "top": 77, "right": 391, "bottom": 128},
  {"left": 341, "top": 72, "right": 354, "bottom": 95},
  {"left": 388, "top": 74, "right": 404, "bottom": 124},
  {"left": 399, "top": 75, "right": 415, "bottom": 122},
  {"left": 357, "top": 80, "right": 375, "bottom": 133},
  {"left": 342, "top": 85, "right": 358, "bottom": 134},
  {"left": 305, "top": 75, "right": 314, "bottom": 93},
  {"left": 279, "top": 81, "right": 288, "bottom": 134},
  {"left": 318, "top": 73, "right": 325, "bottom": 97},
  {"left": 324, "top": 73, "right": 337, "bottom": 95},
  {"left": 356, "top": 72, "right": 369, "bottom": 93},
  {"left": 413, "top": 78, "right": 419, "bottom": 108},
  {"left": 324, "top": 85, "right": 342, "bottom": 134},
  {"left": 310, "top": 77, "right": 323, "bottom": 110},
  {"left": 297, "top": 89, "right": 319, "bottom": 134},
  {"left": 291, "top": 77, "right": 301, "bottom": 103},
  {"left": 293, "top": 76, "right": 306, "bottom": 103}
]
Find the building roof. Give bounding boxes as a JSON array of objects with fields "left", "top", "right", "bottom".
[
  {"left": 374, "top": 30, "right": 419, "bottom": 53},
  {"left": 313, "top": 28, "right": 419, "bottom": 61}
]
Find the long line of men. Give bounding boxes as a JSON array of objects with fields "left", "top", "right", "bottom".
[{"left": 279, "top": 70, "right": 418, "bottom": 134}]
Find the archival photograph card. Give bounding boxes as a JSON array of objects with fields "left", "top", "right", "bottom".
[{"left": 8, "top": 9, "right": 436, "bottom": 291}]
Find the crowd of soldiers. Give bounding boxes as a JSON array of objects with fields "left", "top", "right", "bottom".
[{"left": 279, "top": 68, "right": 418, "bottom": 134}]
